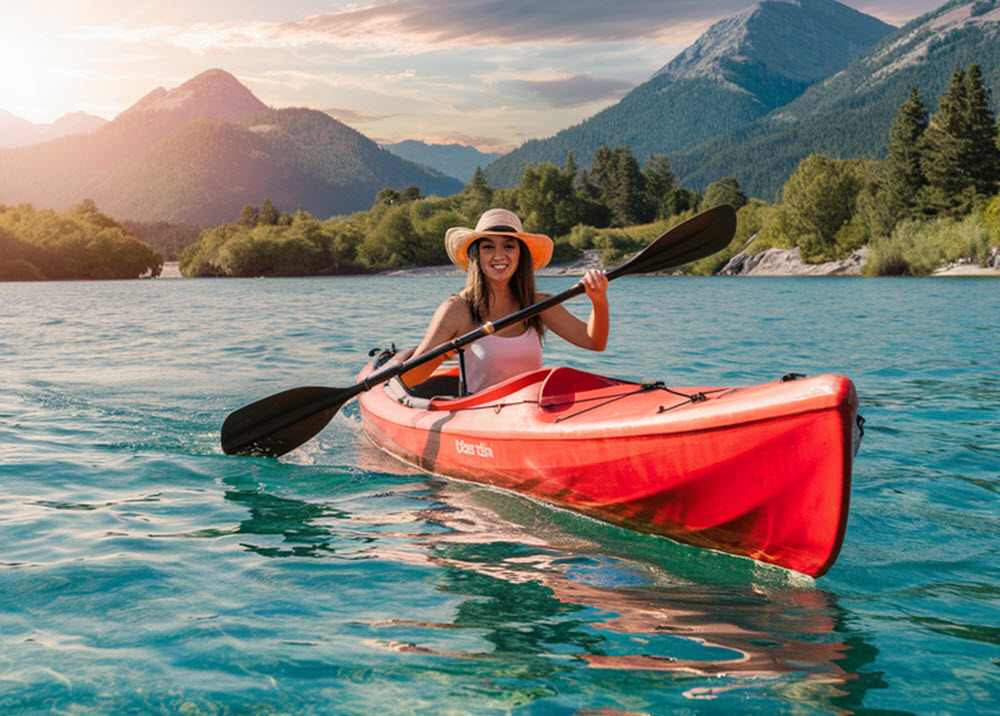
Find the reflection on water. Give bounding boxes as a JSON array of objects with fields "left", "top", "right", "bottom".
[{"left": 222, "top": 470, "right": 883, "bottom": 712}]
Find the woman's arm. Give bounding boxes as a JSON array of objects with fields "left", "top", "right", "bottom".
[
  {"left": 397, "top": 296, "right": 467, "bottom": 386},
  {"left": 541, "top": 269, "right": 609, "bottom": 351}
]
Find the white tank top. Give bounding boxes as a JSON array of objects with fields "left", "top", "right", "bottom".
[{"left": 464, "top": 329, "right": 542, "bottom": 393}]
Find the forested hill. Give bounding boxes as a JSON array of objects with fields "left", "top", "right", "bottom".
[
  {"left": 84, "top": 108, "right": 463, "bottom": 225},
  {"left": 0, "top": 69, "right": 462, "bottom": 224},
  {"left": 673, "top": 0, "right": 1000, "bottom": 200},
  {"left": 483, "top": 0, "right": 894, "bottom": 188}
]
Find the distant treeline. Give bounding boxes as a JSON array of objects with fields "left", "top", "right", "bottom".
[
  {"left": 0, "top": 200, "right": 163, "bottom": 281},
  {"left": 181, "top": 68, "right": 1000, "bottom": 279},
  {"left": 178, "top": 149, "right": 727, "bottom": 277}
]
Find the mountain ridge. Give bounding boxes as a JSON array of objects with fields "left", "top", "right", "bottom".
[
  {"left": 483, "top": 0, "right": 895, "bottom": 188},
  {"left": 382, "top": 140, "right": 503, "bottom": 182},
  {"left": 671, "top": 0, "right": 1000, "bottom": 198},
  {"left": 0, "top": 108, "right": 108, "bottom": 148},
  {"left": 0, "top": 70, "right": 463, "bottom": 223}
]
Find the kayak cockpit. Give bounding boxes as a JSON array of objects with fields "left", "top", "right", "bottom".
[
  {"left": 384, "top": 368, "right": 556, "bottom": 411},
  {"left": 383, "top": 365, "right": 649, "bottom": 415},
  {"left": 383, "top": 373, "right": 462, "bottom": 410}
]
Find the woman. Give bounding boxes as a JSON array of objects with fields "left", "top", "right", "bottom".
[{"left": 400, "top": 208, "right": 609, "bottom": 392}]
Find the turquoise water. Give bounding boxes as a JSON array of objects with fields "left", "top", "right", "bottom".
[{"left": 2, "top": 275, "right": 998, "bottom": 714}]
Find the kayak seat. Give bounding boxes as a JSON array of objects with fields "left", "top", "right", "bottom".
[
  {"left": 384, "top": 374, "right": 462, "bottom": 410},
  {"left": 539, "top": 367, "right": 625, "bottom": 409}
]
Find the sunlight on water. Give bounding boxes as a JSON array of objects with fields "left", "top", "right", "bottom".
[{"left": 1, "top": 276, "right": 998, "bottom": 713}]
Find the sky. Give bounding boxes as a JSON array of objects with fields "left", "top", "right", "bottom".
[{"left": 1, "top": 0, "right": 945, "bottom": 153}]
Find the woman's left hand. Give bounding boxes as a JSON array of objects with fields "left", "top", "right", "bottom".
[{"left": 581, "top": 269, "right": 609, "bottom": 302}]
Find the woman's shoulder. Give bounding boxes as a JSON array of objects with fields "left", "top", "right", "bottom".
[
  {"left": 431, "top": 293, "right": 473, "bottom": 324},
  {"left": 442, "top": 292, "right": 471, "bottom": 311}
]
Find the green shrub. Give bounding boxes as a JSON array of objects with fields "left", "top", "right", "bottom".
[
  {"left": 568, "top": 224, "right": 600, "bottom": 250},
  {"left": 864, "top": 215, "right": 992, "bottom": 276}
]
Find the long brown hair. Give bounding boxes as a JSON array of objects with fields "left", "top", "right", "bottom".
[{"left": 461, "top": 238, "right": 544, "bottom": 335}]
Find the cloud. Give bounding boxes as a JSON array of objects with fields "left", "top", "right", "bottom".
[
  {"left": 508, "top": 74, "right": 635, "bottom": 108},
  {"left": 283, "top": 0, "right": 748, "bottom": 45},
  {"left": 70, "top": 2, "right": 950, "bottom": 57},
  {"left": 76, "top": 1, "right": 747, "bottom": 53},
  {"left": 323, "top": 107, "right": 398, "bottom": 124}
]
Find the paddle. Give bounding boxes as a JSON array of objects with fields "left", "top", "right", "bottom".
[{"left": 221, "top": 204, "right": 737, "bottom": 457}]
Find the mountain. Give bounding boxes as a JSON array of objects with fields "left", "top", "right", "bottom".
[
  {"left": 0, "top": 109, "right": 107, "bottom": 148},
  {"left": 91, "top": 108, "right": 464, "bottom": 224},
  {"left": 382, "top": 140, "right": 503, "bottom": 182},
  {"left": 0, "top": 69, "right": 463, "bottom": 223},
  {"left": 119, "top": 68, "right": 269, "bottom": 124},
  {"left": 484, "top": 0, "right": 894, "bottom": 188},
  {"left": 673, "top": 0, "right": 1000, "bottom": 199}
]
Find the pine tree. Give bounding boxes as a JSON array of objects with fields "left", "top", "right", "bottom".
[
  {"left": 587, "top": 146, "right": 652, "bottom": 227},
  {"left": 564, "top": 151, "right": 579, "bottom": 183},
  {"left": 962, "top": 64, "right": 1000, "bottom": 195},
  {"left": 259, "top": 197, "right": 280, "bottom": 226},
  {"left": 455, "top": 166, "right": 493, "bottom": 218},
  {"left": 919, "top": 65, "right": 1000, "bottom": 215},
  {"left": 610, "top": 149, "right": 650, "bottom": 227},
  {"left": 237, "top": 203, "right": 260, "bottom": 227},
  {"left": 644, "top": 154, "right": 676, "bottom": 218},
  {"left": 882, "top": 87, "right": 928, "bottom": 222},
  {"left": 588, "top": 146, "right": 615, "bottom": 199},
  {"left": 467, "top": 166, "right": 491, "bottom": 199}
]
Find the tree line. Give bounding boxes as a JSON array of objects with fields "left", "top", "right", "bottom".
[
  {"left": 178, "top": 146, "right": 753, "bottom": 277},
  {"left": 0, "top": 200, "right": 163, "bottom": 281}
]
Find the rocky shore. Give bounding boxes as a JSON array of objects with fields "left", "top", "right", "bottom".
[{"left": 717, "top": 246, "right": 869, "bottom": 276}]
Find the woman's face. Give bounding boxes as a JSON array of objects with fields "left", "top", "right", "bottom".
[{"left": 475, "top": 236, "right": 520, "bottom": 282}]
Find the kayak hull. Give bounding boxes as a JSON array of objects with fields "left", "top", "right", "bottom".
[{"left": 357, "top": 364, "right": 860, "bottom": 577}]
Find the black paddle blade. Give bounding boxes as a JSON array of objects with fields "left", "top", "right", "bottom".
[
  {"left": 610, "top": 204, "right": 737, "bottom": 279},
  {"left": 221, "top": 386, "right": 350, "bottom": 457}
]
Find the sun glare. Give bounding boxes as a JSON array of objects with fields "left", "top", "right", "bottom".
[{"left": 0, "top": 29, "right": 66, "bottom": 122}]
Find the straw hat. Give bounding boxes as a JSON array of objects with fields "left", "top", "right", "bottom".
[{"left": 445, "top": 209, "right": 553, "bottom": 272}]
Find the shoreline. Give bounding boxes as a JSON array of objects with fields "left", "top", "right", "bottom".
[{"left": 157, "top": 250, "right": 1000, "bottom": 279}]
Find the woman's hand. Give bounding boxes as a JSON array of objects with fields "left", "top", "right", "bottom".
[
  {"left": 540, "top": 268, "right": 610, "bottom": 352},
  {"left": 581, "top": 269, "right": 609, "bottom": 304}
]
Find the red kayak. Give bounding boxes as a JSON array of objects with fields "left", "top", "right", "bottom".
[{"left": 357, "top": 359, "right": 862, "bottom": 577}]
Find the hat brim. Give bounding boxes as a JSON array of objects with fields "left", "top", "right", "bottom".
[{"left": 445, "top": 227, "right": 553, "bottom": 272}]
